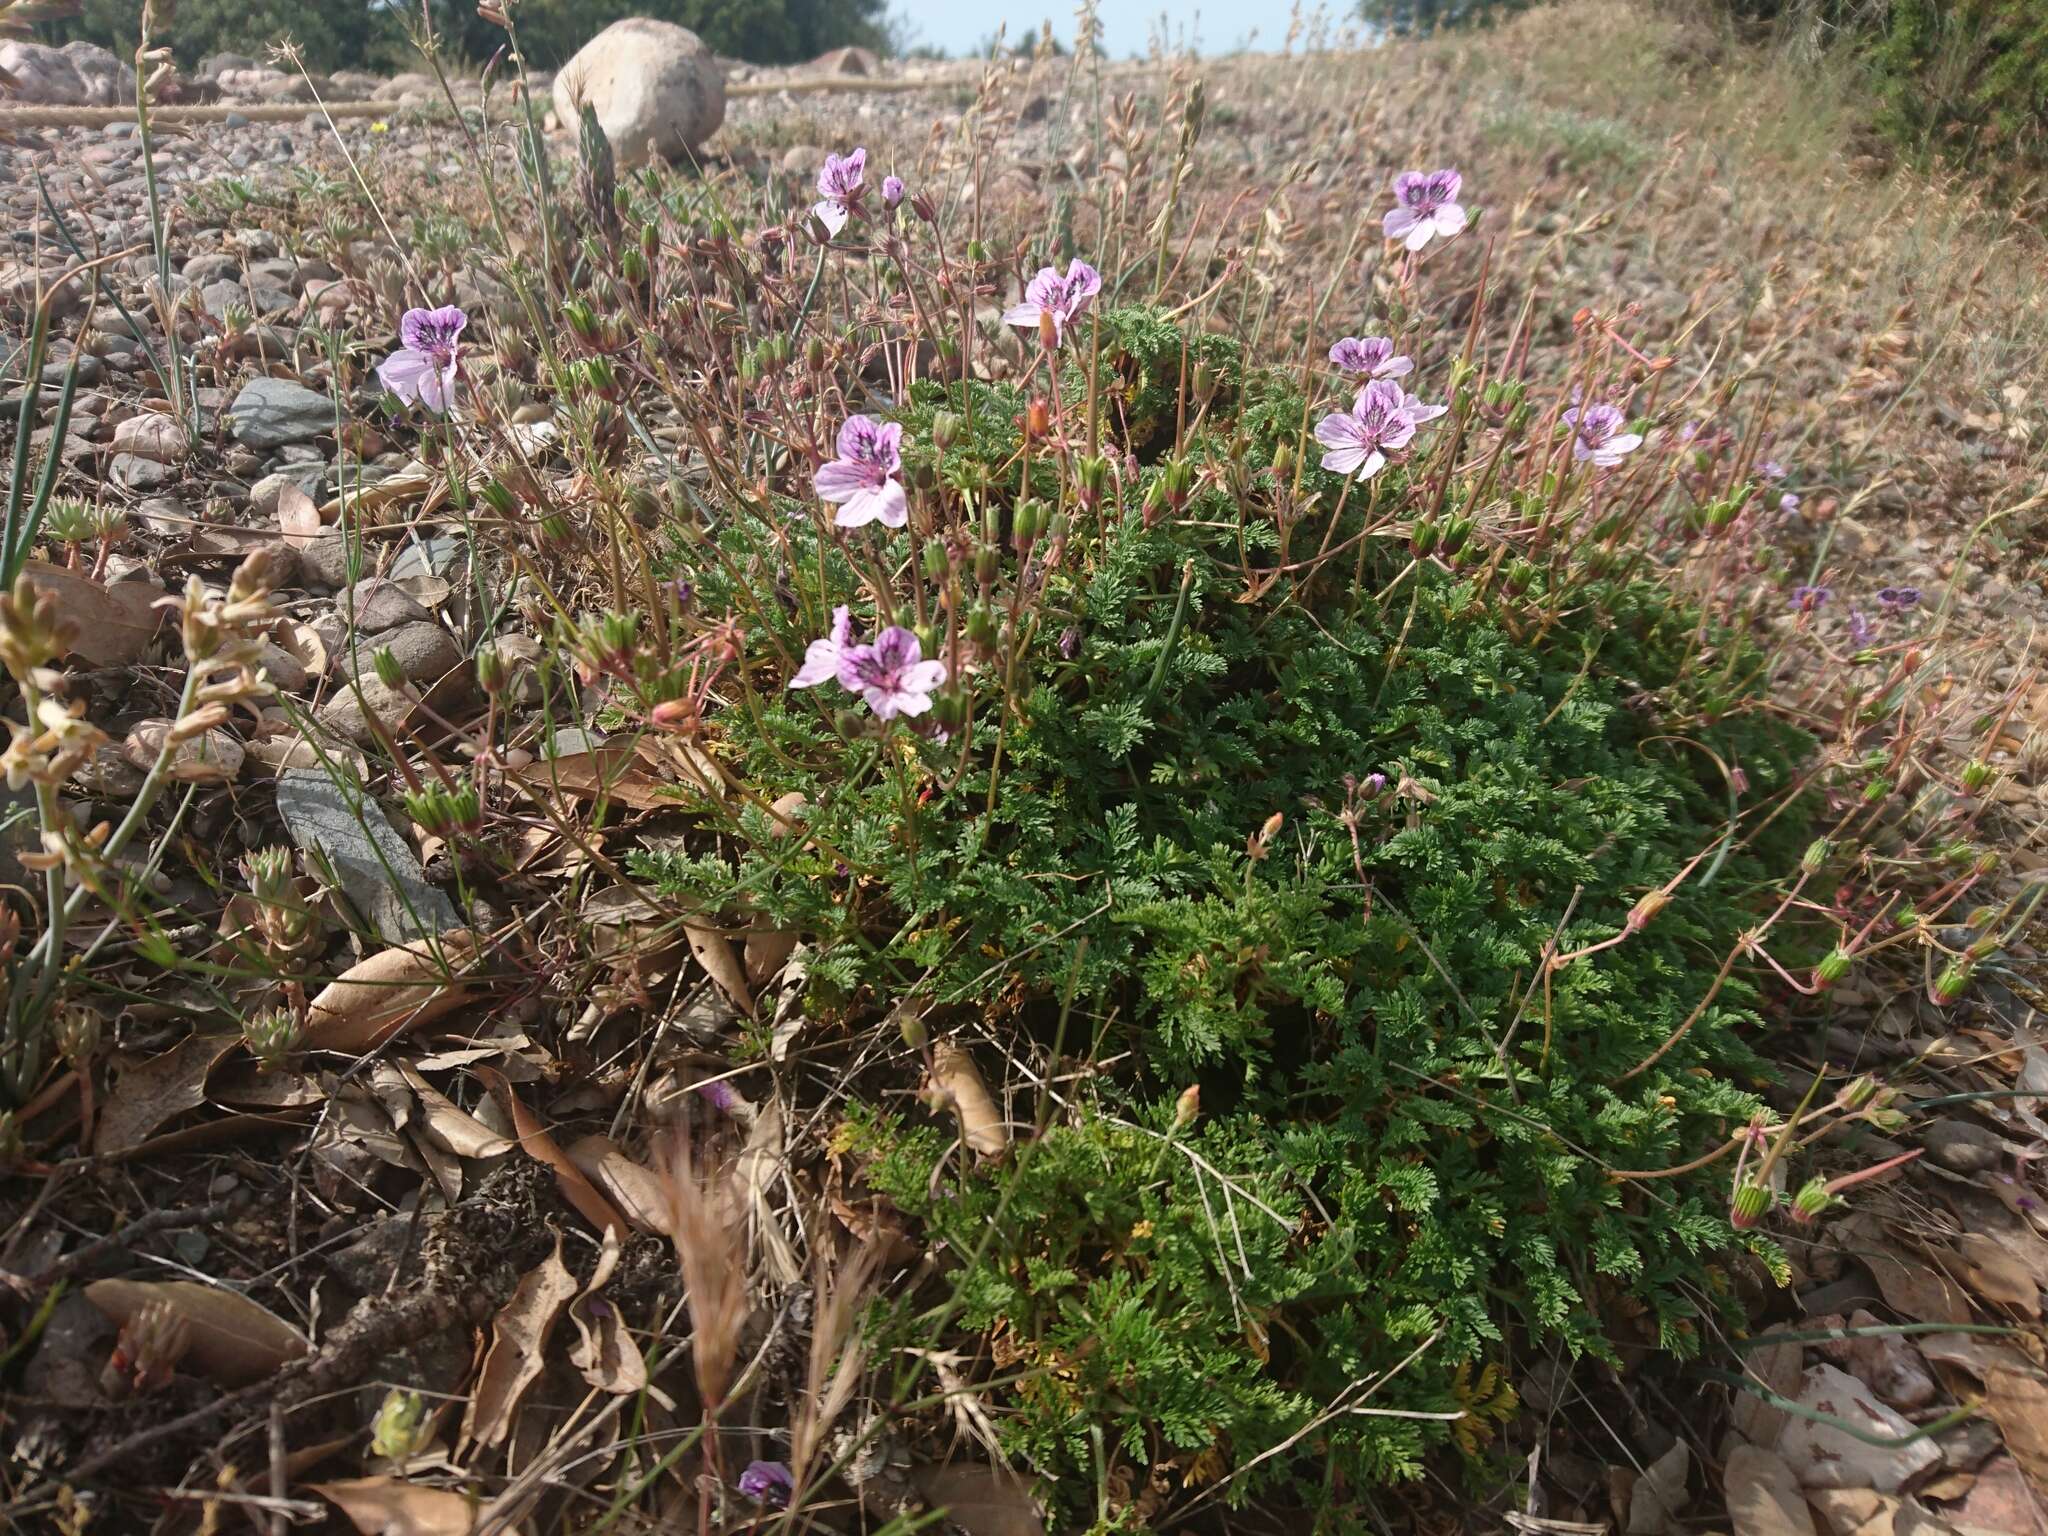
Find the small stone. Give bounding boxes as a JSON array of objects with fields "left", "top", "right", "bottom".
[
  {"left": 328, "top": 620, "right": 461, "bottom": 684},
  {"left": 110, "top": 412, "right": 189, "bottom": 463},
  {"left": 274, "top": 768, "right": 460, "bottom": 941},
  {"left": 108, "top": 452, "right": 176, "bottom": 491},
  {"left": 339, "top": 577, "right": 432, "bottom": 632},
  {"left": 1843, "top": 1309, "right": 1938, "bottom": 1410},
  {"left": 249, "top": 466, "right": 327, "bottom": 515},
  {"left": 224, "top": 110, "right": 251, "bottom": 129},
  {"left": 552, "top": 17, "right": 726, "bottom": 168},
  {"left": 227, "top": 376, "right": 334, "bottom": 448},
  {"left": 1921, "top": 1118, "right": 2005, "bottom": 1173},
  {"left": 121, "top": 719, "right": 245, "bottom": 783}
]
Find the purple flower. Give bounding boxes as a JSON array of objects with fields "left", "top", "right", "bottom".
[
  {"left": 1313, "top": 378, "right": 1417, "bottom": 481},
  {"left": 696, "top": 1078, "right": 740, "bottom": 1113},
  {"left": 1396, "top": 387, "right": 1448, "bottom": 427},
  {"left": 1759, "top": 459, "right": 1788, "bottom": 481},
  {"left": 790, "top": 605, "right": 853, "bottom": 689},
  {"left": 738, "top": 1461, "right": 794, "bottom": 1507},
  {"left": 1359, "top": 771, "right": 1387, "bottom": 797},
  {"left": 1877, "top": 586, "right": 1921, "bottom": 611},
  {"left": 1847, "top": 608, "right": 1873, "bottom": 647},
  {"left": 1328, "top": 335, "right": 1413, "bottom": 380},
  {"left": 1565, "top": 402, "right": 1644, "bottom": 467},
  {"left": 1792, "top": 585, "right": 1830, "bottom": 613},
  {"left": 1779, "top": 492, "right": 1801, "bottom": 513},
  {"left": 1383, "top": 169, "right": 1467, "bottom": 251},
  {"left": 882, "top": 174, "right": 905, "bottom": 209},
  {"left": 814, "top": 415, "right": 907, "bottom": 529},
  {"left": 1002, "top": 259, "right": 1102, "bottom": 344},
  {"left": 837, "top": 625, "right": 946, "bottom": 720},
  {"left": 813, "top": 147, "right": 866, "bottom": 237},
  {"left": 376, "top": 304, "right": 467, "bottom": 414}
]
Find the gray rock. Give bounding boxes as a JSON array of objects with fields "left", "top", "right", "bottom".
[
  {"left": 552, "top": 17, "right": 725, "bottom": 168},
  {"left": 249, "top": 465, "right": 327, "bottom": 515},
  {"left": 181, "top": 251, "right": 241, "bottom": 286},
  {"left": 227, "top": 376, "right": 333, "bottom": 448},
  {"left": 329, "top": 620, "right": 461, "bottom": 684},
  {"left": 1920, "top": 1117, "right": 2004, "bottom": 1173},
  {"left": 295, "top": 530, "right": 357, "bottom": 590},
  {"left": 224, "top": 111, "right": 251, "bottom": 130},
  {"left": 274, "top": 768, "right": 460, "bottom": 941},
  {"left": 108, "top": 452, "right": 175, "bottom": 491},
  {"left": 201, "top": 279, "right": 248, "bottom": 320},
  {"left": 338, "top": 577, "right": 432, "bottom": 632}
]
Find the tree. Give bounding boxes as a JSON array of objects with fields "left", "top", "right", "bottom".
[{"left": 1355, "top": 0, "right": 1536, "bottom": 36}]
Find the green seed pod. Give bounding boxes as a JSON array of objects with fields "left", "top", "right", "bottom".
[
  {"left": 932, "top": 411, "right": 963, "bottom": 450},
  {"left": 1862, "top": 777, "right": 1890, "bottom": 803},
  {"left": 923, "top": 541, "right": 951, "bottom": 580},
  {"left": 1815, "top": 948, "right": 1852, "bottom": 985},
  {"left": 1801, "top": 838, "right": 1832, "bottom": 873},
  {"left": 1410, "top": 518, "right": 1439, "bottom": 557},
  {"left": 1961, "top": 759, "right": 1994, "bottom": 793},
  {"left": 1729, "top": 1181, "right": 1773, "bottom": 1229},
  {"left": 967, "top": 603, "right": 997, "bottom": 648},
  {"left": 974, "top": 546, "right": 999, "bottom": 584},
  {"left": 1789, "top": 1177, "right": 1831, "bottom": 1223},
  {"left": 1934, "top": 961, "right": 1972, "bottom": 1004}
]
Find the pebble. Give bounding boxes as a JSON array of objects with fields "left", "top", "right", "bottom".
[
  {"left": 1920, "top": 1117, "right": 2005, "bottom": 1172},
  {"left": 226, "top": 376, "right": 334, "bottom": 448}
]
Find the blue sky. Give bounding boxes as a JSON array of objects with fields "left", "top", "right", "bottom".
[{"left": 888, "top": 0, "right": 1310, "bottom": 59}]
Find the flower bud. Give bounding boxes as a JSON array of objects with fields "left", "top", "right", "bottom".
[
  {"left": 911, "top": 192, "right": 937, "bottom": 223},
  {"left": 1801, "top": 838, "right": 1832, "bottom": 873},
  {"left": 1814, "top": 948, "right": 1852, "bottom": 986},
  {"left": 806, "top": 336, "right": 827, "bottom": 372},
  {"left": 1410, "top": 518, "right": 1439, "bottom": 557},
  {"left": 932, "top": 410, "right": 963, "bottom": 450},
  {"left": 475, "top": 645, "right": 511, "bottom": 697},
  {"left": 372, "top": 646, "right": 406, "bottom": 692},
  {"left": 1934, "top": 961, "right": 1972, "bottom": 1004},
  {"left": 922, "top": 541, "right": 951, "bottom": 581},
  {"left": 1173, "top": 1084, "right": 1200, "bottom": 1129},
  {"left": 1789, "top": 1177, "right": 1832, "bottom": 1223},
  {"left": 1961, "top": 759, "right": 1994, "bottom": 794},
  {"left": 974, "top": 546, "right": 999, "bottom": 585},
  {"left": 897, "top": 1005, "right": 928, "bottom": 1051},
  {"left": 1729, "top": 1181, "right": 1772, "bottom": 1229},
  {"left": 1626, "top": 889, "right": 1668, "bottom": 933},
  {"left": 967, "top": 603, "right": 998, "bottom": 648},
  {"left": 1842, "top": 1074, "right": 1879, "bottom": 1110}
]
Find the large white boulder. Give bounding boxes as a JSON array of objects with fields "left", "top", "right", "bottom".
[
  {"left": 551, "top": 17, "right": 724, "bottom": 167},
  {"left": 0, "top": 40, "right": 132, "bottom": 107}
]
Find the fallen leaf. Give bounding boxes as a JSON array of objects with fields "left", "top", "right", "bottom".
[
  {"left": 567, "top": 1226, "right": 646, "bottom": 1395},
  {"left": 736, "top": 1100, "right": 801, "bottom": 1285},
  {"left": 1626, "top": 1440, "right": 1689, "bottom": 1534},
  {"left": 929, "top": 1040, "right": 1008, "bottom": 1158},
  {"left": 517, "top": 749, "right": 676, "bottom": 811},
  {"left": 1725, "top": 1444, "right": 1817, "bottom": 1536},
  {"left": 121, "top": 717, "right": 245, "bottom": 783},
  {"left": 302, "top": 931, "right": 478, "bottom": 1054},
  {"left": 565, "top": 1133, "right": 674, "bottom": 1236},
  {"left": 85, "top": 1278, "right": 307, "bottom": 1386},
  {"left": 1983, "top": 1368, "right": 2048, "bottom": 1490},
  {"left": 21, "top": 561, "right": 161, "bottom": 666},
  {"left": 684, "top": 917, "right": 755, "bottom": 1019},
  {"left": 461, "top": 1237, "right": 578, "bottom": 1450},
  {"left": 1733, "top": 1325, "right": 1806, "bottom": 1445},
  {"left": 1842, "top": 1218, "right": 1975, "bottom": 1327},
  {"left": 276, "top": 482, "right": 325, "bottom": 549},
  {"left": 313, "top": 1477, "right": 479, "bottom": 1536},
  {"left": 1951, "top": 1456, "right": 2048, "bottom": 1536},
  {"left": 1917, "top": 1330, "right": 2042, "bottom": 1385},
  {"left": 94, "top": 1032, "right": 240, "bottom": 1155},
  {"left": 1956, "top": 1233, "right": 2041, "bottom": 1318},
  {"left": 743, "top": 911, "right": 800, "bottom": 988},
  {"left": 398, "top": 1064, "right": 513, "bottom": 1160},
  {"left": 911, "top": 1464, "right": 1046, "bottom": 1536},
  {"left": 474, "top": 1066, "right": 627, "bottom": 1235}
]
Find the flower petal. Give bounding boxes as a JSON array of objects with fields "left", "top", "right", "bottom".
[
  {"left": 790, "top": 637, "right": 842, "bottom": 689},
  {"left": 814, "top": 460, "right": 874, "bottom": 504},
  {"left": 813, "top": 199, "right": 850, "bottom": 237},
  {"left": 376, "top": 348, "right": 432, "bottom": 405},
  {"left": 1001, "top": 301, "right": 1044, "bottom": 330},
  {"left": 1382, "top": 207, "right": 1421, "bottom": 242}
]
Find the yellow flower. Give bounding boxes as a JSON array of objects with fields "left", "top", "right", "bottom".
[{"left": 371, "top": 120, "right": 389, "bottom": 134}]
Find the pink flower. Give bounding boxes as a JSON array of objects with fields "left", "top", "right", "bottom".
[
  {"left": 837, "top": 626, "right": 946, "bottom": 720},
  {"left": 1313, "top": 379, "right": 1417, "bottom": 480},
  {"left": 814, "top": 415, "right": 907, "bottom": 529},
  {"left": 1328, "top": 335, "right": 1412, "bottom": 380},
  {"left": 1396, "top": 387, "right": 1448, "bottom": 427},
  {"left": 1001, "top": 259, "right": 1102, "bottom": 344},
  {"left": 376, "top": 304, "right": 467, "bottom": 414},
  {"left": 882, "top": 174, "right": 905, "bottom": 209},
  {"left": 789, "top": 605, "right": 853, "bottom": 689},
  {"left": 1565, "top": 402, "right": 1644, "bottom": 467},
  {"left": 1383, "top": 169, "right": 1467, "bottom": 251},
  {"left": 813, "top": 147, "right": 866, "bottom": 238}
]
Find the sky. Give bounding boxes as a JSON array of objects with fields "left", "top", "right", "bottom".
[{"left": 887, "top": 0, "right": 1333, "bottom": 60}]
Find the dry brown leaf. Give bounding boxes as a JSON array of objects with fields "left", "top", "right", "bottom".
[
  {"left": 85, "top": 1278, "right": 308, "bottom": 1386},
  {"left": 911, "top": 1464, "right": 1046, "bottom": 1536},
  {"left": 1849, "top": 1220, "right": 1974, "bottom": 1327},
  {"left": 736, "top": 1100, "right": 802, "bottom": 1285},
  {"left": 684, "top": 916, "right": 756, "bottom": 1019},
  {"left": 1724, "top": 1444, "right": 1816, "bottom": 1536},
  {"left": 743, "top": 911, "right": 800, "bottom": 988},
  {"left": 930, "top": 1040, "right": 1009, "bottom": 1158},
  {"left": 474, "top": 1066, "right": 627, "bottom": 1235},
  {"left": 302, "top": 931, "right": 478, "bottom": 1054},
  {"left": 567, "top": 1226, "right": 647, "bottom": 1395},
  {"left": 1984, "top": 1368, "right": 2048, "bottom": 1491},
  {"left": 320, "top": 466, "right": 434, "bottom": 520},
  {"left": 121, "top": 717, "right": 245, "bottom": 783},
  {"left": 94, "top": 1032, "right": 240, "bottom": 1154},
  {"left": 566, "top": 1133, "right": 674, "bottom": 1236},
  {"left": 276, "top": 482, "right": 325, "bottom": 550},
  {"left": 1956, "top": 1232, "right": 2041, "bottom": 1318},
  {"left": 517, "top": 749, "right": 676, "bottom": 811},
  {"left": 461, "top": 1236, "right": 578, "bottom": 1450},
  {"left": 398, "top": 1063, "right": 514, "bottom": 1160},
  {"left": 313, "top": 1477, "right": 480, "bottom": 1536},
  {"left": 22, "top": 561, "right": 162, "bottom": 665}
]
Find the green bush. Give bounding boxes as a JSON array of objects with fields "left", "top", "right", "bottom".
[{"left": 635, "top": 312, "right": 1812, "bottom": 1520}]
